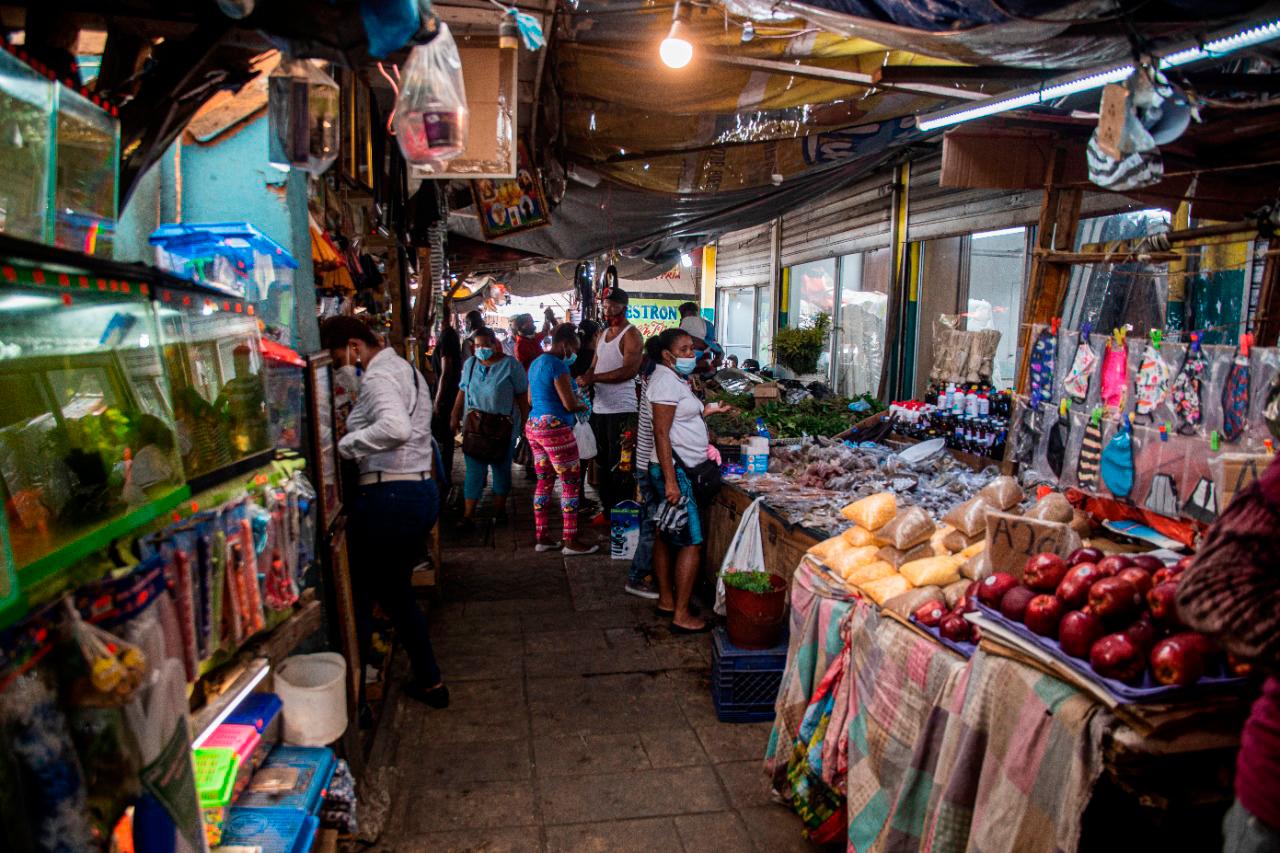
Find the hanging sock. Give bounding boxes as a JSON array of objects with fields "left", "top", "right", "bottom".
[
  {"left": 1100, "top": 328, "right": 1129, "bottom": 413},
  {"left": 1063, "top": 323, "right": 1098, "bottom": 403},
  {"left": 1182, "top": 476, "right": 1218, "bottom": 523},
  {"left": 1221, "top": 333, "right": 1254, "bottom": 442},
  {"left": 1047, "top": 399, "right": 1071, "bottom": 479},
  {"left": 1101, "top": 413, "right": 1136, "bottom": 499},
  {"left": 1170, "top": 331, "right": 1209, "bottom": 434},
  {"left": 1134, "top": 330, "right": 1171, "bottom": 421},
  {"left": 1028, "top": 319, "right": 1060, "bottom": 410},
  {"left": 1077, "top": 407, "right": 1105, "bottom": 491}
]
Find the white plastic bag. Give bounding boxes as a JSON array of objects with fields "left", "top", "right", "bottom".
[
  {"left": 715, "top": 498, "right": 766, "bottom": 616},
  {"left": 393, "top": 22, "right": 468, "bottom": 167},
  {"left": 573, "top": 420, "right": 597, "bottom": 460}
]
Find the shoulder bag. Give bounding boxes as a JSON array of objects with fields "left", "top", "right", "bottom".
[
  {"left": 461, "top": 359, "right": 514, "bottom": 464},
  {"left": 674, "top": 450, "right": 721, "bottom": 504}
]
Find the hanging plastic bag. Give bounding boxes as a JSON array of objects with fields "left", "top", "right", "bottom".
[
  {"left": 1134, "top": 330, "right": 1171, "bottom": 421},
  {"left": 1063, "top": 324, "right": 1098, "bottom": 403},
  {"left": 393, "top": 22, "right": 468, "bottom": 167},
  {"left": 715, "top": 498, "right": 766, "bottom": 616},
  {"left": 269, "top": 57, "right": 340, "bottom": 174},
  {"left": 1171, "top": 331, "right": 1209, "bottom": 434},
  {"left": 573, "top": 420, "right": 598, "bottom": 461},
  {"left": 1221, "top": 333, "right": 1254, "bottom": 442}
]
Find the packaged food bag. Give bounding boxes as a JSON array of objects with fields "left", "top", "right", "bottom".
[
  {"left": 884, "top": 586, "right": 944, "bottom": 617},
  {"left": 861, "top": 573, "right": 913, "bottom": 606},
  {"left": 880, "top": 506, "right": 934, "bottom": 550},
  {"left": 876, "top": 541, "right": 932, "bottom": 568},
  {"left": 842, "top": 525, "right": 886, "bottom": 548},
  {"left": 1024, "top": 491, "right": 1073, "bottom": 523},
  {"left": 393, "top": 23, "right": 469, "bottom": 167},
  {"left": 978, "top": 476, "right": 1023, "bottom": 511},
  {"left": 942, "top": 528, "right": 982, "bottom": 554},
  {"left": 828, "top": 545, "right": 880, "bottom": 578},
  {"left": 899, "top": 555, "right": 962, "bottom": 588},
  {"left": 843, "top": 560, "right": 895, "bottom": 587},
  {"left": 840, "top": 493, "right": 896, "bottom": 530},
  {"left": 943, "top": 496, "right": 989, "bottom": 538}
]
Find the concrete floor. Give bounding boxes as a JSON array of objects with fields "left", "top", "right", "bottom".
[{"left": 370, "top": 468, "right": 822, "bottom": 852}]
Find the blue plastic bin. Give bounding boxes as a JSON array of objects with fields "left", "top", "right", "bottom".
[
  {"left": 219, "top": 807, "right": 317, "bottom": 853},
  {"left": 235, "top": 745, "right": 336, "bottom": 815},
  {"left": 710, "top": 625, "right": 788, "bottom": 723}
]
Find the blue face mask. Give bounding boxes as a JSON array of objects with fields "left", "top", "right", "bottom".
[
  {"left": 674, "top": 356, "right": 697, "bottom": 376},
  {"left": 563, "top": 353, "right": 577, "bottom": 367},
  {"left": 475, "top": 347, "right": 494, "bottom": 361}
]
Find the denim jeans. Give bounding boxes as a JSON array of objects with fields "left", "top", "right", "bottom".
[
  {"left": 463, "top": 436, "right": 515, "bottom": 501},
  {"left": 1224, "top": 800, "right": 1280, "bottom": 853},
  {"left": 348, "top": 478, "right": 442, "bottom": 686},
  {"left": 628, "top": 472, "right": 659, "bottom": 585}
]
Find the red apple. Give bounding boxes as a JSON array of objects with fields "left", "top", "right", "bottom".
[
  {"left": 1024, "top": 553, "right": 1069, "bottom": 592},
  {"left": 1096, "top": 554, "right": 1133, "bottom": 577},
  {"left": 1068, "top": 547, "right": 1104, "bottom": 566},
  {"left": 1024, "top": 594, "right": 1065, "bottom": 638},
  {"left": 1147, "top": 582, "right": 1182, "bottom": 626},
  {"left": 1000, "top": 585, "right": 1037, "bottom": 622},
  {"left": 1150, "top": 633, "right": 1206, "bottom": 686},
  {"left": 940, "top": 613, "right": 973, "bottom": 643},
  {"left": 1057, "top": 564, "right": 1100, "bottom": 608},
  {"left": 914, "top": 600, "right": 947, "bottom": 628},
  {"left": 1116, "top": 567, "right": 1154, "bottom": 597},
  {"left": 978, "top": 572, "right": 1019, "bottom": 607},
  {"left": 1059, "top": 610, "right": 1105, "bottom": 658},
  {"left": 1153, "top": 564, "right": 1186, "bottom": 587},
  {"left": 1087, "top": 577, "right": 1142, "bottom": 621},
  {"left": 1175, "top": 555, "right": 1194, "bottom": 572},
  {"left": 1130, "top": 555, "right": 1165, "bottom": 573},
  {"left": 1090, "top": 633, "right": 1146, "bottom": 682},
  {"left": 1125, "top": 614, "right": 1158, "bottom": 653}
]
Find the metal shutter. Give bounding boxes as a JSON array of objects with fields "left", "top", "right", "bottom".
[
  {"left": 779, "top": 173, "right": 893, "bottom": 267},
  {"left": 715, "top": 221, "right": 774, "bottom": 289}
]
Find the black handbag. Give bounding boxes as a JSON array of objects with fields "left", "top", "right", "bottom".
[
  {"left": 675, "top": 452, "right": 722, "bottom": 504},
  {"left": 460, "top": 360, "right": 513, "bottom": 464}
]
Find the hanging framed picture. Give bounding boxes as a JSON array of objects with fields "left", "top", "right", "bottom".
[
  {"left": 472, "top": 142, "right": 550, "bottom": 239},
  {"left": 306, "top": 352, "right": 343, "bottom": 535}
]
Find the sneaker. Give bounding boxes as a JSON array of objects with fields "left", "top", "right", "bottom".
[
  {"left": 535, "top": 540, "right": 563, "bottom": 552},
  {"left": 624, "top": 577, "right": 660, "bottom": 600},
  {"left": 563, "top": 541, "right": 601, "bottom": 556}
]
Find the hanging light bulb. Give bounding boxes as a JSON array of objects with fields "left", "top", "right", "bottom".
[
  {"left": 741, "top": 21, "right": 755, "bottom": 43},
  {"left": 660, "top": 1, "right": 694, "bottom": 69},
  {"left": 680, "top": 252, "right": 693, "bottom": 268}
]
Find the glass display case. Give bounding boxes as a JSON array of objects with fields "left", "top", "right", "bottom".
[
  {"left": 0, "top": 50, "right": 54, "bottom": 244},
  {"left": 53, "top": 87, "right": 119, "bottom": 257},
  {"left": 0, "top": 268, "right": 187, "bottom": 594},
  {"left": 154, "top": 288, "right": 272, "bottom": 482}
]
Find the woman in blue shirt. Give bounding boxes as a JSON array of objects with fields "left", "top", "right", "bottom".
[
  {"left": 450, "top": 327, "right": 529, "bottom": 527},
  {"left": 525, "top": 324, "right": 597, "bottom": 555}
]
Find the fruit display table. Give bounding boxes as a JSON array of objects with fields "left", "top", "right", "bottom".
[{"left": 765, "top": 560, "right": 1247, "bottom": 852}]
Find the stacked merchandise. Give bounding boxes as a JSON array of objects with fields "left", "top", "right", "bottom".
[{"left": 889, "top": 383, "right": 1014, "bottom": 458}]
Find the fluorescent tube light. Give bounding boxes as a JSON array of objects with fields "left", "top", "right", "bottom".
[
  {"left": 916, "top": 18, "right": 1280, "bottom": 132},
  {"left": 191, "top": 661, "right": 271, "bottom": 748}
]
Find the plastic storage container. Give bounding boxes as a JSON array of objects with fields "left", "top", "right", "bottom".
[
  {"left": 0, "top": 266, "right": 188, "bottom": 602},
  {"left": 219, "top": 806, "right": 318, "bottom": 853},
  {"left": 201, "top": 723, "right": 263, "bottom": 797},
  {"left": 53, "top": 86, "right": 118, "bottom": 257},
  {"left": 710, "top": 625, "right": 788, "bottom": 723},
  {"left": 236, "top": 745, "right": 336, "bottom": 815},
  {"left": 0, "top": 50, "right": 55, "bottom": 244},
  {"left": 275, "top": 653, "right": 347, "bottom": 746},
  {"left": 193, "top": 746, "right": 239, "bottom": 846},
  {"left": 149, "top": 222, "right": 297, "bottom": 303},
  {"left": 227, "top": 691, "right": 285, "bottom": 743}
]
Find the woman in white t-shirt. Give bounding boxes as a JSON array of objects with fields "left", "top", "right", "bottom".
[{"left": 649, "top": 327, "right": 731, "bottom": 633}]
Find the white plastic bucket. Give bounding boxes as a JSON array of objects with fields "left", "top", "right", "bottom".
[{"left": 275, "top": 652, "right": 347, "bottom": 746}]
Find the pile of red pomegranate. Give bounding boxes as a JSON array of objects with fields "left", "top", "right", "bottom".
[{"left": 916, "top": 548, "right": 1237, "bottom": 687}]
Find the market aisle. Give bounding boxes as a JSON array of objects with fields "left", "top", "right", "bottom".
[{"left": 370, "top": 471, "right": 822, "bottom": 852}]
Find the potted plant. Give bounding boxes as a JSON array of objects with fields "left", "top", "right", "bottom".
[
  {"left": 720, "top": 569, "right": 787, "bottom": 648},
  {"left": 770, "top": 312, "right": 830, "bottom": 376}
]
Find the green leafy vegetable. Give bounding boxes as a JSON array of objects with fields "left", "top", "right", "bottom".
[{"left": 720, "top": 570, "right": 778, "bottom": 593}]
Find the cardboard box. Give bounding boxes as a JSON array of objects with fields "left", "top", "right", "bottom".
[{"left": 753, "top": 382, "right": 781, "bottom": 401}]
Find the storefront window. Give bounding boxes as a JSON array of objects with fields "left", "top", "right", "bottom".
[
  {"left": 717, "top": 286, "right": 755, "bottom": 363},
  {"left": 755, "top": 284, "right": 773, "bottom": 363},
  {"left": 785, "top": 258, "right": 835, "bottom": 376},
  {"left": 836, "top": 253, "right": 887, "bottom": 397},
  {"left": 966, "top": 228, "right": 1026, "bottom": 389}
]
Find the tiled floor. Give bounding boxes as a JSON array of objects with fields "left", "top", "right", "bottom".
[{"left": 370, "top": 471, "right": 822, "bottom": 852}]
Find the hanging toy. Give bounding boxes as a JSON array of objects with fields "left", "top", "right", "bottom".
[
  {"left": 67, "top": 600, "right": 148, "bottom": 704},
  {"left": 1028, "top": 318, "right": 1060, "bottom": 411},
  {"left": 1063, "top": 322, "right": 1098, "bottom": 403},
  {"left": 1170, "top": 331, "right": 1209, "bottom": 434},
  {"left": 1221, "top": 333, "right": 1254, "bottom": 442},
  {"left": 1077, "top": 407, "right": 1106, "bottom": 491},
  {"left": 1046, "top": 399, "right": 1071, "bottom": 479},
  {"left": 1101, "top": 413, "right": 1136, "bottom": 499},
  {"left": 1134, "top": 329, "right": 1172, "bottom": 421},
  {"left": 1100, "top": 327, "right": 1130, "bottom": 413}
]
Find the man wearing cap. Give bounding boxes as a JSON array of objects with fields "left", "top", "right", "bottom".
[{"left": 578, "top": 286, "right": 642, "bottom": 525}]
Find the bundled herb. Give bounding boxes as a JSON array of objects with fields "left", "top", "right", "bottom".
[{"left": 720, "top": 570, "right": 778, "bottom": 594}]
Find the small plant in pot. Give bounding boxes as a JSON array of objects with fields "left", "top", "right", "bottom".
[
  {"left": 770, "top": 312, "right": 830, "bottom": 376},
  {"left": 721, "top": 570, "right": 787, "bottom": 649}
]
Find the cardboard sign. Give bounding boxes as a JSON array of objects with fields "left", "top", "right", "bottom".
[
  {"left": 1095, "top": 83, "right": 1130, "bottom": 160},
  {"left": 1210, "top": 453, "right": 1270, "bottom": 508},
  {"left": 984, "top": 510, "right": 1082, "bottom": 578},
  {"left": 610, "top": 500, "right": 641, "bottom": 560}
]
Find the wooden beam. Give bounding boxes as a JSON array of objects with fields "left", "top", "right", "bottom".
[
  {"left": 872, "top": 65, "right": 1070, "bottom": 85},
  {"left": 1256, "top": 238, "right": 1280, "bottom": 347},
  {"left": 1033, "top": 249, "right": 1183, "bottom": 265}
]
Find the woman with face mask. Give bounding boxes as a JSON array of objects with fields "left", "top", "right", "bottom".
[
  {"left": 648, "top": 327, "right": 731, "bottom": 632},
  {"left": 450, "top": 328, "right": 529, "bottom": 529},
  {"left": 524, "top": 323, "right": 598, "bottom": 555}
]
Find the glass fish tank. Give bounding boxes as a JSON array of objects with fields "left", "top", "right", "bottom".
[
  {"left": 0, "top": 268, "right": 186, "bottom": 596},
  {"left": 53, "top": 86, "right": 118, "bottom": 257},
  {"left": 154, "top": 287, "right": 271, "bottom": 481},
  {"left": 0, "top": 50, "right": 54, "bottom": 244}
]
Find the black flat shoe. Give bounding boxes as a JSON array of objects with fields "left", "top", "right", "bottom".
[
  {"left": 404, "top": 681, "right": 450, "bottom": 708},
  {"left": 656, "top": 603, "right": 702, "bottom": 618}
]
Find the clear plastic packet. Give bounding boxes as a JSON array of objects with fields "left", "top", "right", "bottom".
[{"left": 393, "top": 23, "right": 469, "bottom": 168}]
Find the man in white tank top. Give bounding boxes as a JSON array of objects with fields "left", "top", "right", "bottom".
[{"left": 578, "top": 286, "right": 643, "bottom": 523}]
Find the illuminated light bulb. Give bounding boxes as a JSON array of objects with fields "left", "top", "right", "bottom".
[
  {"left": 681, "top": 253, "right": 693, "bottom": 268},
  {"left": 660, "top": 2, "right": 694, "bottom": 69}
]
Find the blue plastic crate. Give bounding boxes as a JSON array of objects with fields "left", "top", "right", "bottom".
[
  {"left": 227, "top": 692, "right": 284, "bottom": 738},
  {"left": 710, "top": 625, "right": 788, "bottom": 724},
  {"left": 220, "top": 807, "right": 317, "bottom": 853},
  {"left": 235, "top": 746, "right": 335, "bottom": 815}
]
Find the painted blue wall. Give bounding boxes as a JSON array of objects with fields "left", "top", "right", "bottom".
[{"left": 115, "top": 117, "right": 319, "bottom": 353}]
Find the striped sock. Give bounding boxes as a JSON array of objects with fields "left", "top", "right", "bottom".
[{"left": 1077, "top": 421, "right": 1103, "bottom": 490}]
